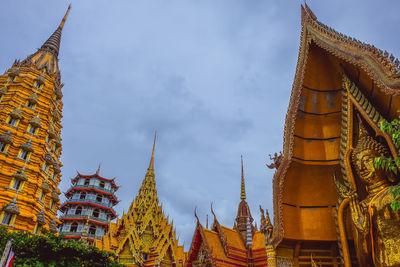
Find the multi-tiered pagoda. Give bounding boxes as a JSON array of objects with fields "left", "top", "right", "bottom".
[
  {"left": 0, "top": 6, "right": 70, "bottom": 234},
  {"left": 59, "top": 170, "right": 119, "bottom": 244},
  {"left": 96, "top": 134, "right": 186, "bottom": 267}
]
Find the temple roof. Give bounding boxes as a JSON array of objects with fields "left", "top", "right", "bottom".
[{"left": 272, "top": 4, "right": 400, "bottom": 248}]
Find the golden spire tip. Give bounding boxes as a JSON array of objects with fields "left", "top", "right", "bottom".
[
  {"left": 241, "top": 155, "right": 246, "bottom": 200},
  {"left": 60, "top": 4, "right": 71, "bottom": 29},
  {"left": 149, "top": 131, "right": 157, "bottom": 170}
]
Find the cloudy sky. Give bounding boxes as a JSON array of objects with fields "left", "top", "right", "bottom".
[{"left": 1, "top": 0, "right": 400, "bottom": 247}]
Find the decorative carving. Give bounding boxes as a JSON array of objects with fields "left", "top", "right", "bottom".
[
  {"left": 266, "top": 152, "right": 282, "bottom": 169},
  {"left": 335, "top": 118, "right": 400, "bottom": 266}
]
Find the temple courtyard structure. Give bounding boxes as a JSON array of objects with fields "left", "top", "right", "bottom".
[{"left": 1, "top": 3, "right": 400, "bottom": 267}]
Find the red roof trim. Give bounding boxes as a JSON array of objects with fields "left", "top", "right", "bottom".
[{"left": 72, "top": 173, "right": 119, "bottom": 189}]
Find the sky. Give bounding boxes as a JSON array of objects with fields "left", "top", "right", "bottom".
[{"left": 1, "top": 0, "right": 400, "bottom": 248}]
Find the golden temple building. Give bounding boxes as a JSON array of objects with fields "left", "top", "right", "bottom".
[
  {"left": 268, "top": 4, "right": 400, "bottom": 267},
  {"left": 185, "top": 157, "right": 269, "bottom": 266},
  {"left": 96, "top": 134, "right": 187, "bottom": 266},
  {"left": 0, "top": 6, "right": 70, "bottom": 233}
]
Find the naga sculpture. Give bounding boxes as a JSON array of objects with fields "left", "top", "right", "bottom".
[{"left": 336, "top": 121, "right": 400, "bottom": 266}]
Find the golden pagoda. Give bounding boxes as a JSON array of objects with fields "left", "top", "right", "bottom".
[
  {"left": 268, "top": 4, "right": 400, "bottom": 266},
  {"left": 185, "top": 156, "right": 268, "bottom": 266},
  {"left": 0, "top": 6, "right": 70, "bottom": 233},
  {"left": 96, "top": 134, "right": 187, "bottom": 266}
]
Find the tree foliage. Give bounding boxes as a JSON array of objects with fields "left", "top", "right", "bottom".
[
  {"left": 0, "top": 226, "right": 125, "bottom": 267},
  {"left": 374, "top": 118, "right": 400, "bottom": 210}
]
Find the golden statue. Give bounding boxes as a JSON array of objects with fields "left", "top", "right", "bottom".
[{"left": 336, "top": 121, "right": 400, "bottom": 266}]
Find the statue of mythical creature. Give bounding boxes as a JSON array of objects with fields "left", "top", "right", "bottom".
[
  {"left": 266, "top": 152, "right": 283, "bottom": 169},
  {"left": 335, "top": 122, "right": 400, "bottom": 266},
  {"left": 259, "top": 205, "right": 273, "bottom": 245}
]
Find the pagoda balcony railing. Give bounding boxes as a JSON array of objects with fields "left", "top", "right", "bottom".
[
  {"left": 62, "top": 199, "right": 116, "bottom": 212},
  {"left": 70, "top": 184, "right": 115, "bottom": 194},
  {"left": 61, "top": 231, "right": 101, "bottom": 239},
  {"left": 60, "top": 214, "right": 110, "bottom": 225}
]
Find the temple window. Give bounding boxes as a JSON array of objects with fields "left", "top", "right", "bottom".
[
  {"left": 96, "top": 194, "right": 102, "bottom": 202},
  {"left": 18, "top": 149, "right": 31, "bottom": 161},
  {"left": 39, "top": 190, "right": 45, "bottom": 201},
  {"left": 51, "top": 172, "right": 57, "bottom": 181},
  {"left": 75, "top": 206, "right": 82, "bottom": 215},
  {"left": 99, "top": 181, "right": 105, "bottom": 188},
  {"left": 34, "top": 81, "right": 43, "bottom": 90},
  {"left": 88, "top": 224, "right": 96, "bottom": 235},
  {"left": 84, "top": 179, "right": 90, "bottom": 186},
  {"left": 0, "top": 142, "right": 10, "bottom": 153},
  {"left": 46, "top": 135, "right": 51, "bottom": 144},
  {"left": 92, "top": 208, "right": 100, "bottom": 218},
  {"left": 11, "top": 178, "right": 22, "bottom": 190},
  {"left": 70, "top": 222, "right": 78, "bottom": 232},
  {"left": 42, "top": 162, "right": 49, "bottom": 173},
  {"left": 80, "top": 192, "right": 86, "bottom": 200},
  {"left": 7, "top": 76, "right": 15, "bottom": 82},
  {"left": 7, "top": 117, "right": 18, "bottom": 127},
  {"left": 27, "top": 124, "right": 38, "bottom": 135},
  {"left": 1, "top": 212, "right": 13, "bottom": 225},
  {"left": 143, "top": 253, "right": 148, "bottom": 261},
  {"left": 34, "top": 224, "right": 42, "bottom": 234},
  {"left": 26, "top": 101, "right": 35, "bottom": 109},
  {"left": 49, "top": 200, "right": 54, "bottom": 210}
]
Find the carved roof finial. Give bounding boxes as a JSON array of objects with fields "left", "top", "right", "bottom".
[{"left": 194, "top": 206, "right": 200, "bottom": 223}]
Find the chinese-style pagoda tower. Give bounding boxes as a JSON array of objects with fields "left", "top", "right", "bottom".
[
  {"left": 185, "top": 156, "right": 268, "bottom": 267},
  {"left": 59, "top": 169, "right": 119, "bottom": 244},
  {"left": 0, "top": 6, "right": 70, "bottom": 233},
  {"left": 96, "top": 134, "right": 186, "bottom": 267}
]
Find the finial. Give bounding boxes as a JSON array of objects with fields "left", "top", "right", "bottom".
[
  {"left": 194, "top": 206, "right": 199, "bottom": 222},
  {"left": 206, "top": 214, "right": 208, "bottom": 229},
  {"left": 241, "top": 155, "right": 246, "bottom": 200},
  {"left": 96, "top": 162, "right": 102, "bottom": 175},
  {"left": 148, "top": 131, "right": 157, "bottom": 170},
  {"left": 60, "top": 4, "right": 71, "bottom": 29},
  {"left": 39, "top": 5, "right": 71, "bottom": 57}
]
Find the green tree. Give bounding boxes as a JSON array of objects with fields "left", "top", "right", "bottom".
[
  {"left": 0, "top": 226, "right": 125, "bottom": 267},
  {"left": 374, "top": 117, "right": 400, "bottom": 210}
]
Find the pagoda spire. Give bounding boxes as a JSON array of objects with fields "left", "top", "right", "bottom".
[
  {"left": 241, "top": 155, "right": 246, "bottom": 200},
  {"left": 40, "top": 5, "right": 71, "bottom": 57},
  {"left": 148, "top": 131, "right": 156, "bottom": 171},
  {"left": 135, "top": 132, "right": 158, "bottom": 205}
]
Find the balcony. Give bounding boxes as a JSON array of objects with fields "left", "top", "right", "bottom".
[
  {"left": 70, "top": 184, "right": 114, "bottom": 194},
  {"left": 61, "top": 231, "right": 101, "bottom": 239},
  {"left": 61, "top": 199, "right": 117, "bottom": 216},
  {"left": 60, "top": 214, "right": 109, "bottom": 226}
]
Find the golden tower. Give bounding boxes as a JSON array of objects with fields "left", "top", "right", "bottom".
[
  {"left": 0, "top": 6, "right": 70, "bottom": 233},
  {"left": 97, "top": 134, "right": 186, "bottom": 266}
]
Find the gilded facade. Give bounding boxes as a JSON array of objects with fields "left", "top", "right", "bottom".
[
  {"left": 0, "top": 6, "right": 70, "bottom": 234},
  {"left": 96, "top": 134, "right": 187, "bottom": 266},
  {"left": 268, "top": 4, "right": 400, "bottom": 267}
]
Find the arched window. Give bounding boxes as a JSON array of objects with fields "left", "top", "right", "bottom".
[
  {"left": 80, "top": 192, "right": 86, "bottom": 200},
  {"left": 70, "top": 222, "right": 78, "bottom": 232},
  {"left": 84, "top": 179, "right": 90, "bottom": 186},
  {"left": 96, "top": 194, "right": 102, "bottom": 202},
  {"left": 92, "top": 208, "right": 100, "bottom": 218},
  {"left": 99, "top": 181, "right": 105, "bottom": 188},
  {"left": 75, "top": 206, "right": 82, "bottom": 215},
  {"left": 88, "top": 224, "right": 96, "bottom": 235}
]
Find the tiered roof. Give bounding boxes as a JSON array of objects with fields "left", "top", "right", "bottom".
[{"left": 98, "top": 134, "right": 186, "bottom": 266}]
